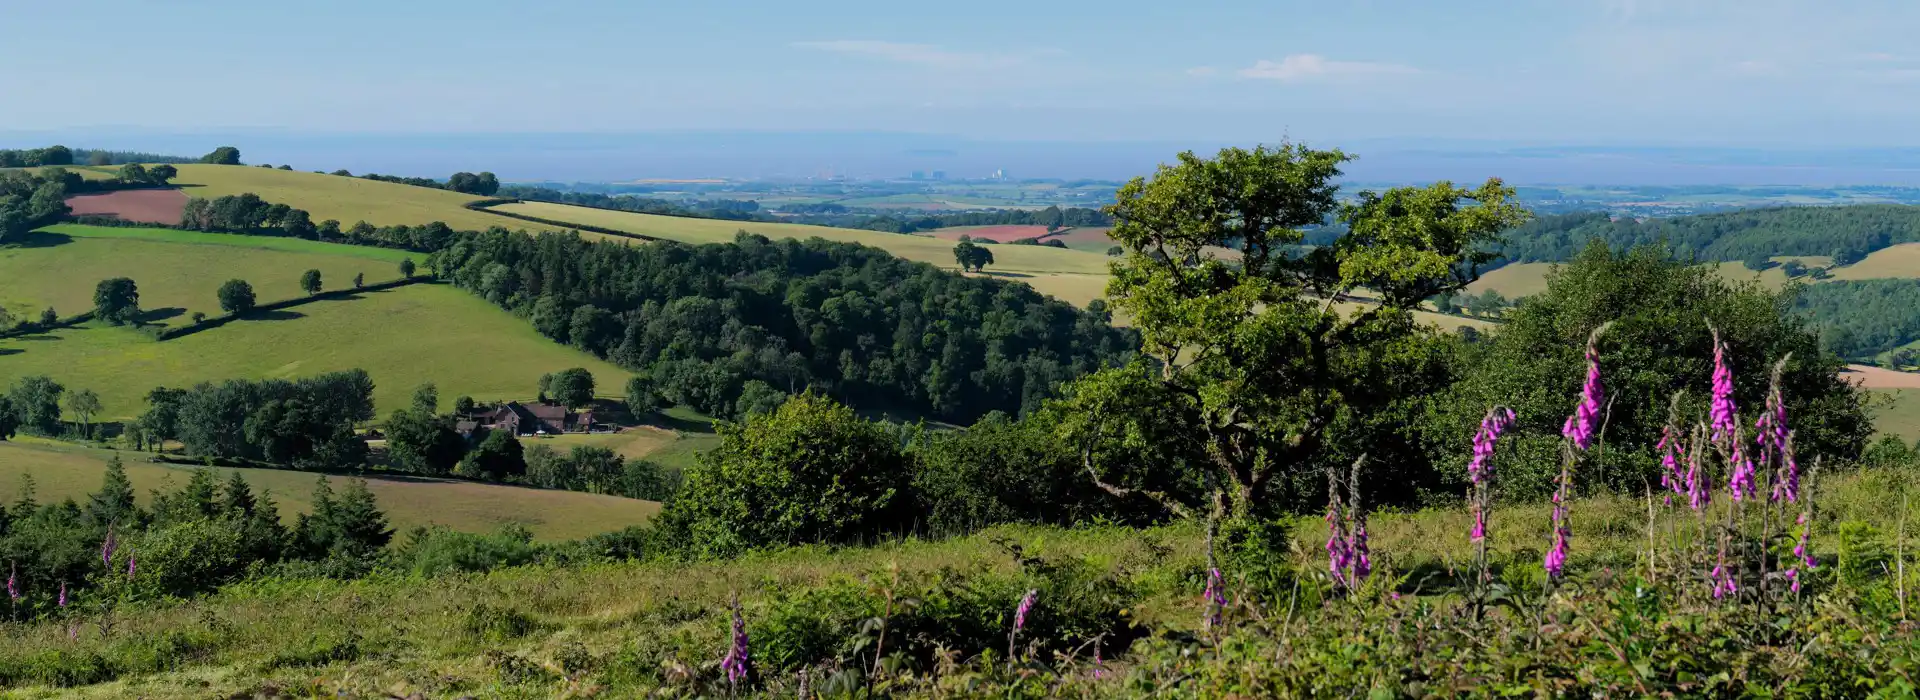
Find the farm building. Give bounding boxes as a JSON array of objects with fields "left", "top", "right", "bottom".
[{"left": 465, "top": 401, "right": 596, "bottom": 436}]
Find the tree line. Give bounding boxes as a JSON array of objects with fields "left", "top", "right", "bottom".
[
  {"left": 1793, "top": 278, "right": 1920, "bottom": 360},
  {"left": 492, "top": 184, "right": 1111, "bottom": 236},
  {"left": 1494, "top": 205, "right": 1920, "bottom": 266},
  {"left": 341, "top": 170, "right": 501, "bottom": 196},
  {"left": 431, "top": 228, "right": 1139, "bottom": 423}
]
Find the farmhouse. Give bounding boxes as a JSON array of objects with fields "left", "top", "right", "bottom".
[{"left": 469, "top": 401, "right": 595, "bottom": 436}]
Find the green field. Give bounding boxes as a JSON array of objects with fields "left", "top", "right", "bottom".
[
  {"left": 0, "top": 439, "right": 655, "bottom": 541},
  {"left": 490, "top": 201, "right": 1116, "bottom": 275},
  {"left": 0, "top": 225, "right": 411, "bottom": 323},
  {"left": 1872, "top": 388, "right": 1920, "bottom": 442},
  {"left": 169, "top": 164, "right": 532, "bottom": 232},
  {"left": 0, "top": 282, "right": 630, "bottom": 420}
]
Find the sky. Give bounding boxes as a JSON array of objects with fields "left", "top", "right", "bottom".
[{"left": 6, "top": 0, "right": 1920, "bottom": 180}]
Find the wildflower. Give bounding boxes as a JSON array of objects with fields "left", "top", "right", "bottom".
[
  {"left": 1092, "top": 638, "right": 1105, "bottom": 679},
  {"left": 1325, "top": 504, "right": 1350, "bottom": 581},
  {"left": 1793, "top": 511, "right": 1817, "bottom": 569},
  {"left": 5, "top": 563, "right": 16, "bottom": 602},
  {"left": 1470, "top": 509, "right": 1488, "bottom": 542},
  {"left": 1786, "top": 568, "right": 1801, "bottom": 593},
  {"left": 1544, "top": 505, "right": 1570, "bottom": 580},
  {"left": 57, "top": 582, "right": 66, "bottom": 608},
  {"left": 1710, "top": 538, "right": 1737, "bottom": 599},
  {"left": 1467, "top": 407, "right": 1516, "bottom": 485},
  {"left": 1727, "top": 443, "right": 1757, "bottom": 502},
  {"left": 127, "top": 551, "right": 136, "bottom": 578},
  {"left": 1350, "top": 520, "right": 1372, "bottom": 582},
  {"left": 721, "top": 596, "right": 752, "bottom": 686},
  {"left": 1561, "top": 328, "right": 1606, "bottom": 450},
  {"left": 1709, "top": 329, "right": 1738, "bottom": 444},
  {"left": 1201, "top": 568, "right": 1225, "bottom": 630},
  {"left": 101, "top": 529, "right": 116, "bottom": 568},
  {"left": 1014, "top": 588, "right": 1038, "bottom": 632},
  {"left": 1685, "top": 432, "right": 1710, "bottom": 511},
  {"left": 1657, "top": 422, "right": 1685, "bottom": 495}
]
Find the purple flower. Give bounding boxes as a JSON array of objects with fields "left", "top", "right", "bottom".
[
  {"left": 1794, "top": 512, "right": 1817, "bottom": 569},
  {"left": 1727, "top": 445, "right": 1757, "bottom": 502},
  {"left": 1202, "top": 568, "right": 1225, "bottom": 630},
  {"left": 1467, "top": 407, "right": 1516, "bottom": 485},
  {"left": 6, "top": 564, "right": 16, "bottom": 602},
  {"left": 1786, "top": 568, "right": 1802, "bottom": 593},
  {"left": 127, "top": 551, "right": 136, "bottom": 579},
  {"left": 1657, "top": 424, "right": 1685, "bottom": 495},
  {"left": 1710, "top": 562, "right": 1736, "bottom": 599},
  {"left": 1709, "top": 332, "right": 1738, "bottom": 444},
  {"left": 1685, "top": 439, "right": 1710, "bottom": 511},
  {"left": 1544, "top": 507, "right": 1570, "bottom": 580},
  {"left": 1470, "top": 509, "right": 1487, "bottom": 542},
  {"left": 1092, "top": 639, "right": 1105, "bottom": 679},
  {"left": 1325, "top": 506, "right": 1350, "bottom": 581},
  {"left": 721, "top": 598, "right": 752, "bottom": 686},
  {"left": 101, "top": 529, "right": 116, "bottom": 569},
  {"left": 1349, "top": 521, "right": 1372, "bottom": 582},
  {"left": 57, "top": 582, "right": 66, "bottom": 608},
  {"left": 1562, "top": 331, "right": 1605, "bottom": 450},
  {"left": 1014, "top": 588, "right": 1038, "bottom": 632}
]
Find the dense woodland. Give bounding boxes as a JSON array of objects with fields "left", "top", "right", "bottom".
[
  {"left": 1795, "top": 278, "right": 1920, "bottom": 358},
  {"left": 1495, "top": 205, "right": 1920, "bottom": 264},
  {"left": 432, "top": 229, "right": 1138, "bottom": 422}
]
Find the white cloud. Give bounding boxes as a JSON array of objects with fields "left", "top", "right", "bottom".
[
  {"left": 791, "top": 40, "right": 1044, "bottom": 70},
  {"left": 1237, "top": 54, "right": 1418, "bottom": 82}
]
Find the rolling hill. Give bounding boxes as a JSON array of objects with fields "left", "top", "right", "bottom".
[
  {"left": 0, "top": 439, "right": 656, "bottom": 541},
  {"left": 169, "top": 164, "right": 529, "bottom": 232},
  {"left": 0, "top": 225, "right": 629, "bottom": 419}
]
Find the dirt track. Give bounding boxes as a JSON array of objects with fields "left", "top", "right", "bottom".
[{"left": 64, "top": 188, "right": 188, "bottom": 225}]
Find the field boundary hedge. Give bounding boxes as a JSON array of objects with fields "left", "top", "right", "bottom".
[
  {"left": 152, "top": 277, "right": 433, "bottom": 341},
  {"left": 0, "top": 310, "right": 97, "bottom": 340}
]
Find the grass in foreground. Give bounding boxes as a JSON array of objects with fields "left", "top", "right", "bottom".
[
  {"left": 0, "top": 225, "right": 409, "bottom": 324},
  {"left": 2, "top": 465, "right": 1914, "bottom": 697},
  {"left": 0, "top": 439, "right": 656, "bottom": 540},
  {"left": 0, "top": 283, "right": 630, "bottom": 419}
]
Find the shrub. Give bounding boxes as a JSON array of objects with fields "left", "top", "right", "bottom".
[
  {"left": 390, "top": 525, "right": 542, "bottom": 577},
  {"left": 655, "top": 393, "right": 915, "bottom": 557},
  {"left": 112, "top": 518, "right": 248, "bottom": 600}
]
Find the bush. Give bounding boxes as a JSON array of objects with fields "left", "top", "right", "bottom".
[
  {"left": 111, "top": 518, "right": 249, "bottom": 600},
  {"left": 912, "top": 411, "right": 1139, "bottom": 534},
  {"left": 655, "top": 393, "right": 915, "bottom": 557},
  {"left": 390, "top": 525, "right": 543, "bottom": 577}
]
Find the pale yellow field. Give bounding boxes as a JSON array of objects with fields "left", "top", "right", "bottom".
[
  {"left": 527, "top": 428, "right": 680, "bottom": 460},
  {"left": 491, "top": 201, "right": 1116, "bottom": 275},
  {"left": 1828, "top": 243, "right": 1920, "bottom": 281},
  {"left": 169, "top": 164, "right": 540, "bottom": 232},
  {"left": 0, "top": 439, "right": 656, "bottom": 540},
  {"left": 1467, "top": 262, "right": 1557, "bottom": 298}
]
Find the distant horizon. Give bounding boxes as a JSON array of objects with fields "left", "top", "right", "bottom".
[{"left": 10, "top": 129, "right": 1920, "bottom": 187}]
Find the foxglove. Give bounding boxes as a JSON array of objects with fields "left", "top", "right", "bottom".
[
  {"left": 1709, "top": 330, "right": 1738, "bottom": 444},
  {"left": 721, "top": 597, "right": 752, "bottom": 686}
]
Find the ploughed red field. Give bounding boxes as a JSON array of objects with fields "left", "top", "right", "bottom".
[
  {"left": 64, "top": 188, "right": 189, "bottom": 225},
  {"left": 927, "top": 225, "right": 1056, "bottom": 242}
]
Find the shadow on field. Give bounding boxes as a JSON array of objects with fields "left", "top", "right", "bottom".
[
  {"left": 649, "top": 413, "right": 716, "bottom": 434},
  {"left": 13, "top": 232, "right": 74, "bottom": 249},
  {"left": 140, "top": 307, "right": 186, "bottom": 323},
  {"left": 984, "top": 271, "right": 1036, "bottom": 279},
  {"left": 7, "top": 333, "right": 62, "bottom": 342},
  {"left": 0, "top": 348, "right": 21, "bottom": 357},
  {"left": 252, "top": 309, "right": 307, "bottom": 321}
]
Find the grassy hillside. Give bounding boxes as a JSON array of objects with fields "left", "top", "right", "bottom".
[
  {"left": 1829, "top": 242, "right": 1920, "bottom": 281},
  {"left": 0, "top": 440, "right": 655, "bottom": 540},
  {"left": 491, "top": 201, "right": 1116, "bottom": 275},
  {"left": 169, "top": 164, "right": 526, "bottom": 232},
  {"left": 3, "top": 464, "right": 1912, "bottom": 697},
  {"left": 0, "top": 283, "right": 630, "bottom": 420},
  {"left": 0, "top": 225, "right": 410, "bottom": 322}
]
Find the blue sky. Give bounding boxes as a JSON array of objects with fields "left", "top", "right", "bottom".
[{"left": 8, "top": 0, "right": 1920, "bottom": 147}]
